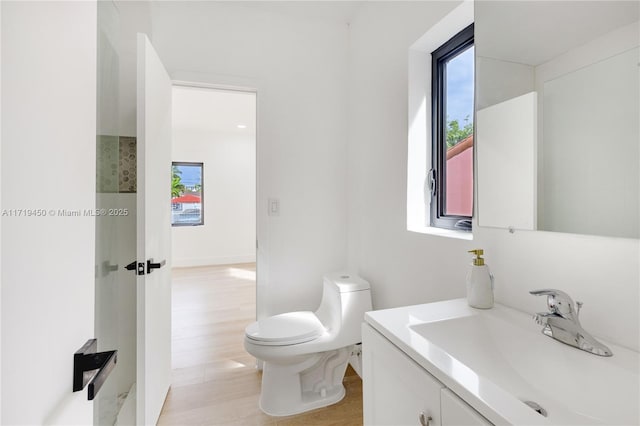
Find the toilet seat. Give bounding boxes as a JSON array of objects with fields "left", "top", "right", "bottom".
[{"left": 245, "top": 311, "right": 325, "bottom": 346}]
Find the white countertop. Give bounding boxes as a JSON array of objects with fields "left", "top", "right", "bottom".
[{"left": 364, "top": 298, "right": 640, "bottom": 425}]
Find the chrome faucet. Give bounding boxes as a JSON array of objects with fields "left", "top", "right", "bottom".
[{"left": 530, "top": 289, "right": 612, "bottom": 357}]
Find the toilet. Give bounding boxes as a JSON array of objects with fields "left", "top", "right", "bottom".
[{"left": 243, "top": 272, "right": 372, "bottom": 416}]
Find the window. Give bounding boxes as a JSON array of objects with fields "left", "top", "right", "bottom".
[
  {"left": 430, "top": 24, "right": 474, "bottom": 231},
  {"left": 171, "top": 162, "right": 204, "bottom": 226}
]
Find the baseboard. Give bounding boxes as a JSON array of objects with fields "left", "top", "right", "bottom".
[{"left": 172, "top": 254, "right": 256, "bottom": 268}]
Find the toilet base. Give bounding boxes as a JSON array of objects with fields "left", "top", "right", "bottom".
[
  {"left": 258, "top": 347, "right": 351, "bottom": 416},
  {"left": 259, "top": 383, "right": 346, "bottom": 417}
]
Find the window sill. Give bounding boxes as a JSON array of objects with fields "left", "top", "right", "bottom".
[{"left": 408, "top": 224, "right": 473, "bottom": 240}]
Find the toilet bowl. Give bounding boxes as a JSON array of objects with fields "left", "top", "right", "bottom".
[{"left": 243, "top": 272, "right": 372, "bottom": 416}]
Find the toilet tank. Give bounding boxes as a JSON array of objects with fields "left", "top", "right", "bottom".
[{"left": 315, "top": 273, "right": 372, "bottom": 348}]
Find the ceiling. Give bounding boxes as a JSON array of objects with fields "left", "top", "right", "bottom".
[
  {"left": 172, "top": 86, "right": 256, "bottom": 136},
  {"left": 159, "top": 0, "right": 363, "bottom": 25},
  {"left": 234, "top": 1, "right": 363, "bottom": 25}
]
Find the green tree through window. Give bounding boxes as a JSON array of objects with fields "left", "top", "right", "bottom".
[
  {"left": 172, "top": 165, "right": 185, "bottom": 197},
  {"left": 446, "top": 115, "right": 473, "bottom": 148}
]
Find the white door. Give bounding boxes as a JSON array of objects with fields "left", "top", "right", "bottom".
[
  {"left": 2, "top": 1, "right": 98, "bottom": 424},
  {"left": 136, "top": 33, "right": 173, "bottom": 425}
]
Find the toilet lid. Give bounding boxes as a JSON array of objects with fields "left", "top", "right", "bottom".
[{"left": 245, "top": 311, "right": 324, "bottom": 345}]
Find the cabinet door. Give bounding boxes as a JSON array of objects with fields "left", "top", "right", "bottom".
[
  {"left": 441, "top": 389, "right": 493, "bottom": 426},
  {"left": 363, "top": 323, "right": 443, "bottom": 426}
]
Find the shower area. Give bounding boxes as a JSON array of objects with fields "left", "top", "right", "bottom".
[{"left": 95, "top": 1, "right": 138, "bottom": 424}]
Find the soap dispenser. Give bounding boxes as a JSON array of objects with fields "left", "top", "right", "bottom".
[{"left": 466, "top": 249, "right": 494, "bottom": 309}]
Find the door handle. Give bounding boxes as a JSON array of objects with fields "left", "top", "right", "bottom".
[
  {"left": 101, "top": 260, "right": 119, "bottom": 277},
  {"left": 146, "top": 258, "right": 166, "bottom": 274},
  {"left": 125, "top": 261, "right": 145, "bottom": 275}
]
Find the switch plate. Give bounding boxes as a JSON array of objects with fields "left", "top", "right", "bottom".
[{"left": 268, "top": 198, "right": 280, "bottom": 216}]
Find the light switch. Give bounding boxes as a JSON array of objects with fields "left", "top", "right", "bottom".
[{"left": 268, "top": 198, "right": 280, "bottom": 216}]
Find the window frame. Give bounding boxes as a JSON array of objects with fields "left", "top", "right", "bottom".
[
  {"left": 430, "top": 23, "right": 474, "bottom": 231},
  {"left": 171, "top": 161, "right": 205, "bottom": 227}
]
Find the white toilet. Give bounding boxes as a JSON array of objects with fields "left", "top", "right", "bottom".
[{"left": 243, "top": 272, "right": 372, "bottom": 416}]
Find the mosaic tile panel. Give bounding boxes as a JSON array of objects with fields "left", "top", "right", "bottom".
[
  {"left": 119, "top": 136, "right": 137, "bottom": 193},
  {"left": 96, "top": 135, "right": 119, "bottom": 193},
  {"left": 96, "top": 135, "right": 137, "bottom": 193}
]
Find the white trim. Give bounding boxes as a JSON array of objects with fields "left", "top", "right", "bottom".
[
  {"left": 408, "top": 224, "right": 473, "bottom": 241},
  {"left": 172, "top": 79, "right": 257, "bottom": 94},
  {"left": 170, "top": 69, "right": 260, "bottom": 93}
]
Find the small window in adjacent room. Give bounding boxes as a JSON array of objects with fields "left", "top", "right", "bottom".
[
  {"left": 430, "top": 24, "right": 474, "bottom": 231},
  {"left": 171, "top": 162, "right": 204, "bottom": 226}
]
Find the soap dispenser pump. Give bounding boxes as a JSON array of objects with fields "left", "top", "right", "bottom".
[{"left": 466, "top": 249, "right": 494, "bottom": 309}]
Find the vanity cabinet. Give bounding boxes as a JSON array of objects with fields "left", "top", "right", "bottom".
[
  {"left": 363, "top": 323, "right": 492, "bottom": 426},
  {"left": 441, "top": 389, "right": 492, "bottom": 426},
  {"left": 363, "top": 322, "right": 443, "bottom": 425}
]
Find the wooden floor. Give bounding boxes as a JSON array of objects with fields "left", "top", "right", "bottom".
[{"left": 158, "top": 263, "right": 363, "bottom": 425}]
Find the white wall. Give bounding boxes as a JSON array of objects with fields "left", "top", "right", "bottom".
[
  {"left": 347, "top": 2, "right": 639, "bottom": 351},
  {"left": 116, "top": 1, "right": 640, "bottom": 351},
  {"left": 171, "top": 87, "right": 256, "bottom": 267},
  {"left": 348, "top": 1, "right": 472, "bottom": 310},
  {"left": 1, "top": 2, "right": 97, "bottom": 423},
  {"left": 150, "top": 2, "right": 350, "bottom": 318}
]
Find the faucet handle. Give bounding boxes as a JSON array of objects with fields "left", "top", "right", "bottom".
[{"left": 529, "top": 289, "right": 576, "bottom": 317}]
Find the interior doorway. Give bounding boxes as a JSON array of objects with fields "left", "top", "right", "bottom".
[
  {"left": 170, "top": 86, "right": 257, "bottom": 269},
  {"left": 165, "top": 86, "right": 258, "bottom": 419}
]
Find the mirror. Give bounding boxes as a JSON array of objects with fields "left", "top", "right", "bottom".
[{"left": 475, "top": 1, "right": 639, "bottom": 238}]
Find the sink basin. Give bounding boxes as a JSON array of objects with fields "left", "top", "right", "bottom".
[{"left": 365, "top": 299, "right": 640, "bottom": 425}]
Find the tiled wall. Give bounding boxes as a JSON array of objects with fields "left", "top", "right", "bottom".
[
  {"left": 97, "top": 135, "right": 136, "bottom": 193},
  {"left": 119, "top": 136, "right": 137, "bottom": 193}
]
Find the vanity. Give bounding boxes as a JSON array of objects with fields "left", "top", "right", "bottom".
[{"left": 362, "top": 299, "right": 640, "bottom": 425}]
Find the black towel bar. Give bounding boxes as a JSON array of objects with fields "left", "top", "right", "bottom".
[{"left": 73, "top": 339, "right": 117, "bottom": 400}]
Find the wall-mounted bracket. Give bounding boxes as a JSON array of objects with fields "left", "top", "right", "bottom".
[{"left": 73, "top": 339, "right": 117, "bottom": 400}]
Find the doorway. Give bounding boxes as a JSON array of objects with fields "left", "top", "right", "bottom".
[
  {"left": 164, "top": 86, "right": 258, "bottom": 420},
  {"left": 170, "top": 86, "right": 257, "bottom": 269}
]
